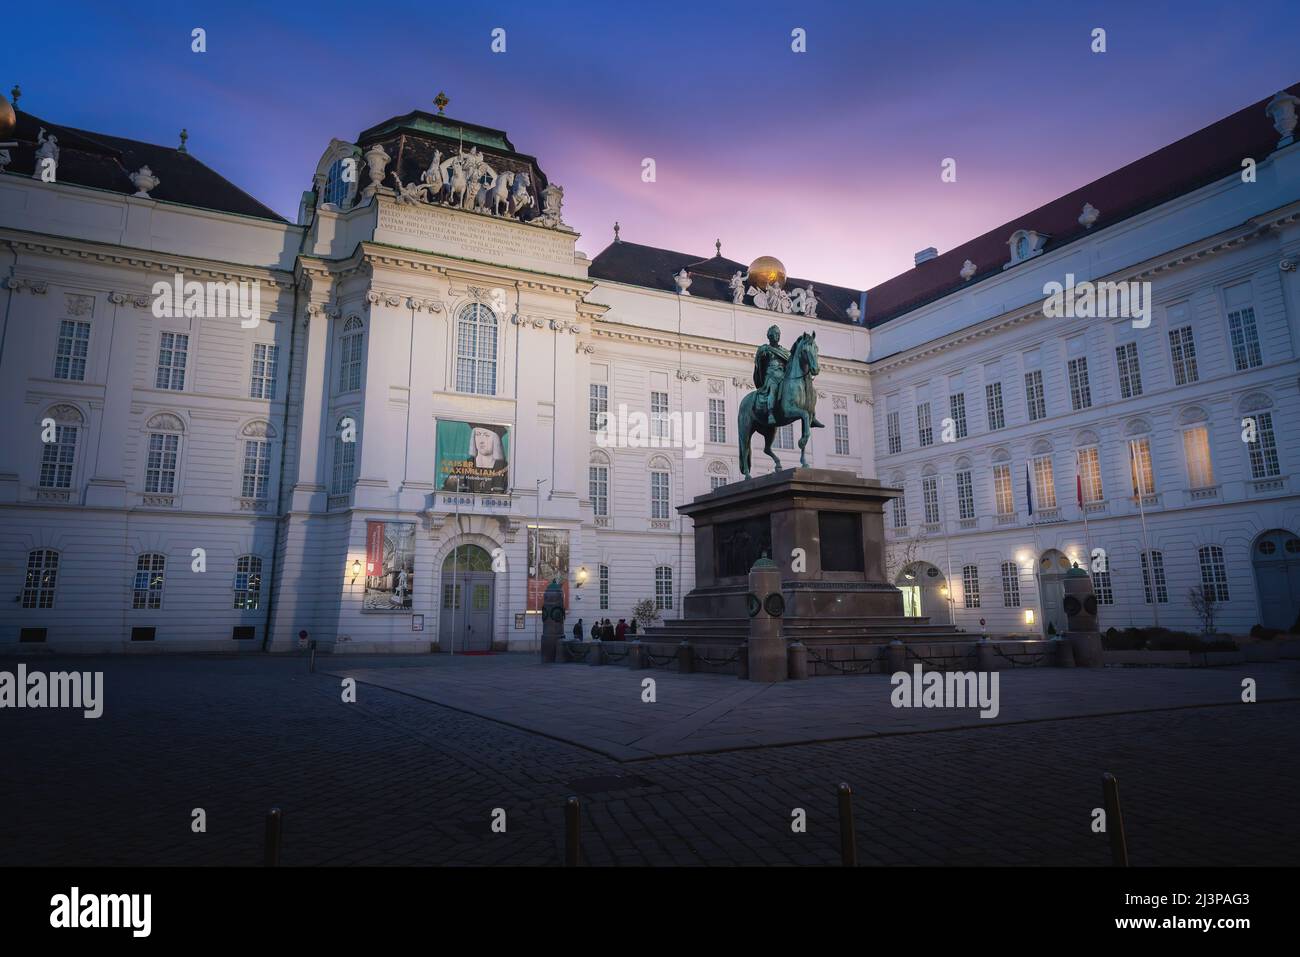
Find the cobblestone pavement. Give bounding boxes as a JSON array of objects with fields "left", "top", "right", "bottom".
[{"left": 1, "top": 654, "right": 1296, "bottom": 866}]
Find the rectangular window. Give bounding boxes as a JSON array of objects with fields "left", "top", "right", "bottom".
[
  {"left": 1077, "top": 447, "right": 1103, "bottom": 503},
  {"left": 651, "top": 391, "right": 669, "bottom": 440},
  {"left": 1000, "top": 561, "right": 1020, "bottom": 607},
  {"left": 1168, "top": 326, "right": 1199, "bottom": 385},
  {"left": 834, "top": 413, "right": 850, "bottom": 455},
  {"left": 1024, "top": 370, "right": 1046, "bottom": 421},
  {"left": 1182, "top": 426, "right": 1214, "bottom": 488},
  {"left": 1129, "top": 438, "right": 1154, "bottom": 496},
  {"left": 1141, "top": 551, "right": 1168, "bottom": 604},
  {"left": 1032, "top": 455, "right": 1057, "bottom": 509},
  {"left": 1115, "top": 342, "right": 1143, "bottom": 399},
  {"left": 233, "top": 555, "right": 262, "bottom": 611},
  {"left": 599, "top": 564, "right": 609, "bottom": 610},
  {"left": 144, "top": 433, "right": 179, "bottom": 494},
  {"left": 1227, "top": 306, "right": 1263, "bottom": 371},
  {"left": 250, "top": 343, "right": 278, "bottom": 399},
  {"left": 775, "top": 423, "right": 795, "bottom": 450},
  {"left": 962, "top": 565, "right": 980, "bottom": 608},
  {"left": 709, "top": 398, "right": 726, "bottom": 444},
  {"left": 922, "top": 476, "right": 940, "bottom": 524},
  {"left": 1067, "top": 357, "right": 1092, "bottom": 410},
  {"left": 589, "top": 383, "right": 609, "bottom": 432},
  {"left": 22, "top": 550, "right": 59, "bottom": 609},
  {"left": 340, "top": 331, "right": 363, "bottom": 392},
  {"left": 241, "top": 440, "right": 271, "bottom": 499},
  {"left": 916, "top": 402, "right": 933, "bottom": 447},
  {"left": 1248, "top": 412, "right": 1281, "bottom": 479},
  {"left": 655, "top": 566, "right": 673, "bottom": 610},
  {"left": 956, "top": 470, "right": 975, "bottom": 520},
  {"left": 54, "top": 320, "right": 90, "bottom": 381},
  {"left": 39, "top": 425, "right": 77, "bottom": 489},
  {"left": 993, "top": 464, "right": 1014, "bottom": 515},
  {"left": 651, "top": 471, "right": 670, "bottom": 519},
  {"left": 891, "top": 491, "right": 908, "bottom": 529},
  {"left": 1199, "top": 546, "right": 1230, "bottom": 602},
  {"left": 886, "top": 411, "right": 901, "bottom": 454},
  {"left": 948, "top": 393, "right": 967, "bottom": 439},
  {"left": 155, "top": 332, "right": 188, "bottom": 391},
  {"left": 1092, "top": 570, "right": 1114, "bottom": 605},
  {"left": 710, "top": 475, "right": 727, "bottom": 491},
  {"left": 589, "top": 465, "right": 609, "bottom": 517},
  {"left": 331, "top": 438, "right": 355, "bottom": 496},
  {"left": 985, "top": 382, "right": 1005, "bottom": 431},
  {"left": 132, "top": 554, "right": 166, "bottom": 610}
]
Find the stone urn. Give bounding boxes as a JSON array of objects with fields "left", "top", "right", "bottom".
[{"left": 129, "top": 166, "right": 160, "bottom": 197}]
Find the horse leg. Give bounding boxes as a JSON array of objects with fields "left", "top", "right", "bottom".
[
  {"left": 797, "top": 411, "right": 811, "bottom": 467},
  {"left": 764, "top": 429, "right": 781, "bottom": 469},
  {"left": 740, "top": 427, "right": 751, "bottom": 478}
]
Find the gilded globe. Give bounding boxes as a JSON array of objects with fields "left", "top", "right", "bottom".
[
  {"left": 746, "top": 255, "right": 786, "bottom": 291},
  {"left": 0, "top": 92, "right": 14, "bottom": 139}
]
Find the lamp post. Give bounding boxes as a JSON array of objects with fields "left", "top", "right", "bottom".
[{"left": 533, "top": 478, "right": 548, "bottom": 649}]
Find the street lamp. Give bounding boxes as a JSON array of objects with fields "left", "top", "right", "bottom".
[{"left": 533, "top": 478, "right": 548, "bottom": 648}]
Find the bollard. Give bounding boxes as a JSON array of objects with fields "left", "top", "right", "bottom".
[
  {"left": 787, "top": 641, "right": 808, "bottom": 679},
  {"left": 564, "top": 796, "right": 581, "bottom": 866},
  {"left": 1052, "top": 635, "right": 1075, "bottom": 668},
  {"left": 264, "top": 807, "right": 282, "bottom": 867},
  {"left": 837, "top": 783, "right": 857, "bottom": 867},
  {"left": 627, "top": 640, "right": 644, "bottom": 670},
  {"left": 736, "top": 641, "right": 749, "bottom": 680},
  {"left": 588, "top": 638, "right": 604, "bottom": 666},
  {"left": 976, "top": 638, "right": 996, "bottom": 672},
  {"left": 885, "top": 639, "right": 905, "bottom": 674},
  {"left": 308, "top": 639, "right": 317, "bottom": 674},
  {"left": 678, "top": 641, "right": 694, "bottom": 674},
  {"left": 1102, "top": 772, "right": 1129, "bottom": 866}
]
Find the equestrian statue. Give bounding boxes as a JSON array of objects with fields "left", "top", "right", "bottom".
[{"left": 738, "top": 324, "right": 823, "bottom": 478}]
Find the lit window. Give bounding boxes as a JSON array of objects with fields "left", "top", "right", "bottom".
[
  {"left": 1182, "top": 426, "right": 1214, "bottom": 488},
  {"left": 993, "top": 464, "right": 1014, "bottom": 515},
  {"left": 1129, "top": 438, "right": 1154, "bottom": 497},
  {"left": 1077, "top": 447, "right": 1103, "bottom": 503},
  {"left": 1032, "top": 455, "right": 1057, "bottom": 509}
]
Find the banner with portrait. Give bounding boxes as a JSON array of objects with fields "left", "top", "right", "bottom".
[
  {"left": 363, "top": 520, "right": 415, "bottom": 611},
  {"left": 527, "top": 526, "right": 570, "bottom": 611},
  {"left": 436, "top": 420, "right": 510, "bottom": 494}
]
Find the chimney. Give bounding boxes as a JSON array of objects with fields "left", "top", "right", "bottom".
[{"left": 914, "top": 247, "right": 938, "bottom": 266}]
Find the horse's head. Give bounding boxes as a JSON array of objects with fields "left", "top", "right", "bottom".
[{"left": 793, "top": 331, "right": 820, "bottom": 377}]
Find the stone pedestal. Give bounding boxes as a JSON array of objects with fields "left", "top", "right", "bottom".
[{"left": 747, "top": 555, "right": 787, "bottom": 682}]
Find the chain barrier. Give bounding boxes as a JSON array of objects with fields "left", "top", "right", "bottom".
[
  {"left": 642, "top": 649, "right": 681, "bottom": 668},
  {"left": 904, "top": 645, "right": 976, "bottom": 669},
  {"left": 692, "top": 649, "right": 741, "bottom": 668},
  {"left": 602, "top": 650, "right": 630, "bottom": 664},
  {"left": 993, "top": 645, "right": 1047, "bottom": 667},
  {"left": 804, "top": 645, "right": 879, "bottom": 674},
  {"left": 565, "top": 645, "right": 591, "bottom": 662}
]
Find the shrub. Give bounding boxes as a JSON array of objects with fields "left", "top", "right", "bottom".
[{"left": 1102, "top": 628, "right": 1147, "bottom": 651}]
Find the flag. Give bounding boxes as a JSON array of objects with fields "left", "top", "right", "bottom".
[{"left": 1025, "top": 462, "right": 1034, "bottom": 516}]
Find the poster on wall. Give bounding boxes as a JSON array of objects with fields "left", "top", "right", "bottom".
[
  {"left": 436, "top": 420, "right": 510, "bottom": 494},
  {"left": 363, "top": 520, "right": 415, "bottom": 611},
  {"left": 526, "top": 526, "right": 570, "bottom": 610}
]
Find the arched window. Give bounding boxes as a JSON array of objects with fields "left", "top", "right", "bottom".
[
  {"left": 38, "top": 405, "right": 83, "bottom": 489},
  {"left": 332, "top": 415, "right": 357, "bottom": 497},
  {"left": 649, "top": 457, "right": 671, "bottom": 520},
  {"left": 1198, "top": 545, "right": 1230, "bottom": 602},
  {"left": 234, "top": 555, "right": 263, "bottom": 610},
  {"left": 22, "top": 549, "right": 59, "bottom": 608},
  {"left": 339, "top": 317, "right": 364, "bottom": 393},
  {"left": 455, "top": 303, "right": 498, "bottom": 395},
  {"left": 655, "top": 566, "right": 673, "bottom": 610},
  {"left": 133, "top": 553, "right": 166, "bottom": 609}
]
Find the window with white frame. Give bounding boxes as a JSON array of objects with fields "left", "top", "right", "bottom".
[
  {"left": 22, "top": 549, "right": 59, "bottom": 609},
  {"left": 599, "top": 564, "right": 609, "bottom": 610},
  {"left": 331, "top": 419, "right": 356, "bottom": 496},
  {"left": 655, "top": 565, "right": 673, "bottom": 610},
  {"left": 886, "top": 411, "right": 902, "bottom": 454},
  {"left": 1092, "top": 569, "right": 1114, "bottom": 605},
  {"left": 1077, "top": 447, "right": 1103, "bottom": 503},
  {"left": 242, "top": 439, "right": 271, "bottom": 499},
  {"left": 1168, "top": 326, "right": 1199, "bottom": 385},
  {"left": 233, "top": 555, "right": 263, "bottom": 610},
  {"left": 1115, "top": 342, "right": 1143, "bottom": 399},
  {"left": 650, "top": 469, "right": 670, "bottom": 519},
  {"left": 650, "top": 391, "right": 669, "bottom": 440},
  {"left": 891, "top": 488, "right": 908, "bottom": 528},
  {"left": 962, "top": 565, "right": 980, "bottom": 608},
  {"left": 985, "top": 382, "right": 1005, "bottom": 430},
  {"left": 54, "top": 320, "right": 90, "bottom": 381},
  {"left": 922, "top": 476, "right": 940, "bottom": 524},
  {"left": 993, "top": 463, "right": 1014, "bottom": 515},
  {"left": 1067, "top": 357, "right": 1092, "bottom": 410},
  {"left": 1182, "top": 426, "right": 1214, "bottom": 488},
  {"left": 1129, "top": 438, "right": 1154, "bottom": 496},
  {"left": 1247, "top": 411, "right": 1281, "bottom": 479},
  {"left": 589, "top": 464, "right": 609, "bottom": 517},
  {"left": 39, "top": 424, "right": 78, "bottom": 489},
  {"left": 456, "top": 303, "right": 498, "bottom": 395},
  {"left": 133, "top": 553, "right": 166, "bottom": 609},
  {"left": 589, "top": 383, "right": 608, "bottom": 432},
  {"left": 339, "top": 318, "right": 364, "bottom": 393},
  {"left": 155, "top": 332, "right": 188, "bottom": 391},
  {"left": 1024, "top": 370, "right": 1046, "bottom": 421},
  {"left": 834, "top": 413, "right": 850, "bottom": 455},
  {"left": 710, "top": 475, "right": 727, "bottom": 491},
  {"left": 709, "top": 398, "right": 726, "bottom": 444},
  {"left": 1198, "top": 545, "right": 1230, "bottom": 602},
  {"left": 1000, "top": 561, "right": 1020, "bottom": 607},
  {"left": 1225, "top": 285, "right": 1262, "bottom": 371},
  {"left": 775, "top": 423, "right": 794, "bottom": 449},
  {"left": 1141, "top": 551, "right": 1168, "bottom": 603},
  {"left": 956, "top": 470, "right": 975, "bottom": 520},
  {"left": 1032, "top": 455, "right": 1057, "bottom": 509},
  {"left": 949, "top": 393, "right": 968, "bottom": 439},
  {"left": 250, "top": 343, "right": 278, "bottom": 399},
  {"left": 916, "top": 402, "right": 933, "bottom": 447},
  {"left": 144, "top": 432, "right": 180, "bottom": 494}
]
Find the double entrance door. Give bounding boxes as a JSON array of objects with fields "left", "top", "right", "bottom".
[{"left": 440, "top": 571, "right": 495, "bottom": 652}]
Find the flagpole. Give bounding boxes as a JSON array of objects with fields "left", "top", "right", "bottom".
[{"left": 1129, "top": 439, "right": 1158, "bottom": 628}]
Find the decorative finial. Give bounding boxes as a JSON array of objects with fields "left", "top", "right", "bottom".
[
  {"left": 178, "top": 128, "right": 188, "bottom": 153},
  {"left": 433, "top": 91, "right": 449, "bottom": 115},
  {"left": 10, "top": 84, "right": 19, "bottom": 108},
  {"left": 613, "top": 221, "right": 620, "bottom": 242},
  {"left": 715, "top": 238, "right": 722, "bottom": 257}
]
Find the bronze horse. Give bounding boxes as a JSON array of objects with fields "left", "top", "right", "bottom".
[{"left": 738, "top": 331, "right": 822, "bottom": 477}]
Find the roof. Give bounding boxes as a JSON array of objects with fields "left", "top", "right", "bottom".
[
  {"left": 589, "top": 240, "right": 866, "bottom": 325},
  {"left": 1, "top": 109, "right": 286, "bottom": 223},
  {"left": 862, "top": 82, "right": 1300, "bottom": 324}
]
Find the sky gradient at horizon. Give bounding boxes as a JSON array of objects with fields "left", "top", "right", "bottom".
[{"left": 9, "top": 1, "right": 1298, "bottom": 289}]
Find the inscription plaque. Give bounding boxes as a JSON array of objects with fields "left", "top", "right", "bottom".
[
  {"left": 818, "top": 511, "right": 864, "bottom": 572},
  {"left": 715, "top": 516, "right": 773, "bottom": 578}
]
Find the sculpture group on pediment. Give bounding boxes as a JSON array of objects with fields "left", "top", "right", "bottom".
[{"left": 729, "top": 269, "right": 819, "bottom": 317}]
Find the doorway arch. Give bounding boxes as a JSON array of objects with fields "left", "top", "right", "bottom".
[
  {"left": 1252, "top": 529, "right": 1300, "bottom": 630},
  {"left": 439, "top": 544, "right": 495, "bottom": 652},
  {"left": 896, "top": 561, "right": 951, "bottom": 625}
]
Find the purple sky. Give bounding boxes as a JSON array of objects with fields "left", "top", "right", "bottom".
[{"left": 11, "top": 1, "right": 1298, "bottom": 288}]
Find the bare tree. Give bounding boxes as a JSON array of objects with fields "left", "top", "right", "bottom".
[
  {"left": 1187, "top": 584, "right": 1219, "bottom": 635},
  {"left": 632, "top": 598, "right": 661, "bottom": 633},
  {"left": 884, "top": 530, "right": 925, "bottom": 586}
]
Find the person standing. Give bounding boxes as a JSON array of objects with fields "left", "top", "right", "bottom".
[
  {"left": 573, "top": 618, "right": 584, "bottom": 642},
  {"left": 629, "top": 619, "right": 638, "bottom": 636},
  {"left": 615, "top": 619, "right": 627, "bottom": 642}
]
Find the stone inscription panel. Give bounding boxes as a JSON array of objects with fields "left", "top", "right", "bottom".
[
  {"left": 818, "top": 511, "right": 864, "bottom": 572},
  {"left": 376, "top": 203, "right": 576, "bottom": 272},
  {"left": 715, "top": 515, "right": 773, "bottom": 578}
]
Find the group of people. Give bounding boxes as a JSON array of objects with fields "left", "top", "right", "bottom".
[{"left": 572, "top": 618, "right": 637, "bottom": 642}]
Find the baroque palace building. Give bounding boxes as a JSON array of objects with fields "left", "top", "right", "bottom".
[{"left": 0, "top": 83, "right": 1297, "bottom": 652}]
